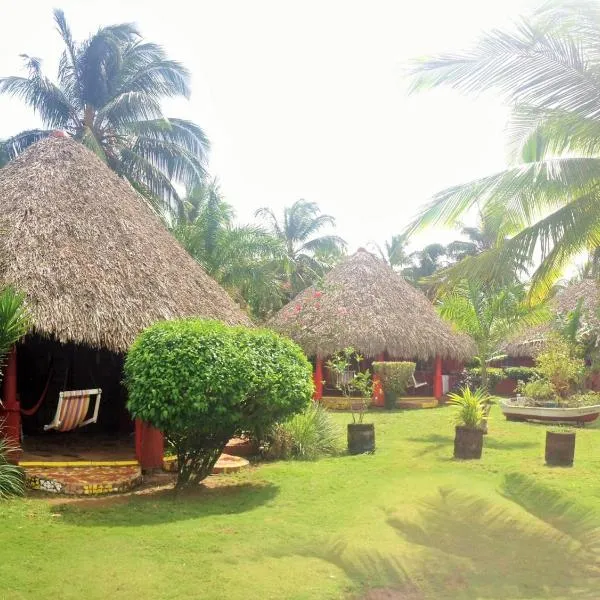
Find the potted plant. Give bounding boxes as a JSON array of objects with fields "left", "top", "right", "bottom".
[
  {"left": 372, "top": 361, "right": 416, "bottom": 409},
  {"left": 545, "top": 426, "right": 576, "bottom": 466},
  {"left": 448, "top": 387, "right": 489, "bottom": 459},
  {"left": 327, "top": 348, "right": 375, "bottom": 454}
]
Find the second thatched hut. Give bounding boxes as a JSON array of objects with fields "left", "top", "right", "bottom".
[{"left": 269, "top": 249, "right": 473, "bottom": 403}]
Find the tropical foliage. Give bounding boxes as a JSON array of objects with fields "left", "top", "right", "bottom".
[
  {"left": 0, "top": 287, "right": 31, "bottom": 386},
  {"left": 0, "top": 9, "right": 208, "bottom": 212},
  {"left": 438, "top": 280, "right": 548, "bottom": 389},
  {"left": 124, "top": 319, "right": 312, "bottom": 487},
  {"left": 408, "top": 1, "right": 600, "bottom": 299},
  {"left": 0, "top": 436, "right": 24, "bottom": 499},
  {"left": 256, "top": 199, "right": 347, "bottom": 296},
  {"left": 448, "top": 387, "right": 489, "bottom": 428}
]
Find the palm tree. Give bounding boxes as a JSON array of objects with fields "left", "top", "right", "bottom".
[
  {"left": 403, "top": 243, "right": 449, "bottom": 285},
  {"left": 256, "top": 199, "right": 347, "bottom": 294},
  {"left": 0, "top": 9, "right": 208, "bottom": 211},
  {"left": 172, "top": 181, "right": 287, "bottom": 320},
  {"left": 372, "top": 234, "right": 411, "bottom": 270},
  {"left": 407, "top": 1, "right": 600, "bottom": 299},
  {"left": 438, "top": 280, "right": 548, "bottom": 390}
]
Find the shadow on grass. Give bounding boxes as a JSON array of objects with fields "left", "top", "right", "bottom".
[
  {"left": 406, "top": 434, "right": 537, "bottom": 458},
  {"left": 291, "top": 474, "right": 600, "bottom": 599},
  {"left": 55, "top": 481, "right": 279, "bottom": 527}
]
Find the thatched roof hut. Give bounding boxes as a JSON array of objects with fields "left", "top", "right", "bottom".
[
  {"left": 269, "top": 249, "right": 473, "bottom": 360},
  {"left": 0, "top": 136, "right": 251, "bottom": 352},
  {"left": 504, "top": 279, "right": 600, "bottom": 358}
]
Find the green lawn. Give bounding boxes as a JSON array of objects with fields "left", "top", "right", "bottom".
[{"left": 3, "top": 406, "right": 600, "bottom": 599}]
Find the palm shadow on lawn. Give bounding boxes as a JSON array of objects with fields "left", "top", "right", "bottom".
[
  {"left": 406, "top": 434, "right": 537, "bottom": 458},
  {"left": 55, "top": 481, "right": 279, "bottom": 527},
  {"left": 291, "top": 473, "right": 600, "bottom": 599}
]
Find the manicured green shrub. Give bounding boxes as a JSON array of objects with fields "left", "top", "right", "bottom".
[
  {"left": 263, "top": 403, "right": 341, "bottom": 460},
  {"left": 125, "top": 319, "right": 313, "bottom": 488},
  {"left": 372, "top": 361, "right": 416, "bottom": 409},
  {"left": 0, "top": 435, "right": 24, "bottom": 499},
  {"left": 462, "top": 367, "right": 505, "bottom": 390},
  {"left": 503, "top": 366, "right": 538, "bottom": 382}
]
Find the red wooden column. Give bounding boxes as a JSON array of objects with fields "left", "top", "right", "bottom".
[
  {"left": 313, "top": 357, "right": 324, "bottom": 400},
  {"left": 372, "top": 352, "right": 385, "bottom": 407},
  {"left": 135, "top": 418, "right": 164, "bottom": 471},
  {"left": 0, "top": 348, "right": 21, "bottom": 460},
  {"left": 433, "top": 355, "right": 443, "bottom": 400}
]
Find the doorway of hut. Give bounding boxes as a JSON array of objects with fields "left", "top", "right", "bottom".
[{"left": 16, "top": 335, "right": 135, "bottom": 463}]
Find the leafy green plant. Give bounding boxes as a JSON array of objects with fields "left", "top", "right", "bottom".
[
  {"left": 326, "top": 348, "right": 373, "bottom": 423},
  {"left": 462, "top": 367, "right": 505, "bottom": 390},
  {"left": 447, "top": 387, "right": 489, "bottom": 429},
  {"left": 0, "top": 434, "right": 24, "bottom": 499},
  {"left": 372, "top": 361, "right": 416, "bottom": 409},
  {"left": 504, "top": 367, "right": 538, "bottom": 383},
  {"left": 565, "top": 392, "right": 600, "bottom": 408},
  {"left": 535, "top": 337, "right": 585, "bottom": 400},
  {"left": 518, "top": 379, "right": 557, "bottom": 404},
  {"left": 0, "top": 287, "right": 31, "bottom": 386},
  {"left": 125, "top": 319, "right": 313, "bottom": 488},
  {"left": 263, "top": 403, "right": 341, "bottom": 460}
]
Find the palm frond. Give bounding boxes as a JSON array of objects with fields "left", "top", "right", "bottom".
[{"left": 1, "top": 130, "right": 52, "bottom": 162}]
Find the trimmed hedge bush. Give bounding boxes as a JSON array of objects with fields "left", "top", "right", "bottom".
[
  {"left": 503, "top": 366, "right": 538, "bottom": 382},
  {"left": 373, "top": 361, "right": 416, "bottom": 409},
  {"left": 125, "top": 319, "right": 313, "bottom": 487},
  {"left": 460, "top": 367, "right": 505, "bottom": 391}
]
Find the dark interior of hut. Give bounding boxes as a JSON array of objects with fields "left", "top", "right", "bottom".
[{"left": 16, "top": 335, "right": 135, "bottom": 459}]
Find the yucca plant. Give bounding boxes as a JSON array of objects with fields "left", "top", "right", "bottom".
[
  {"left": 0, "top": 434, "right": 24, "bottom": 498},
  {"left": 448, "top": 387, "right": 490, "bottom": 429}
]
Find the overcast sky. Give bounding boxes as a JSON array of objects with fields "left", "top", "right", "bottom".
[{"left": 0, "top": 0, "right": 541, "bottom": 252}]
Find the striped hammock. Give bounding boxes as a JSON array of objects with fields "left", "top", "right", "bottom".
[{"left": 44, "top": 389, "right": 102, "bottom": 432}]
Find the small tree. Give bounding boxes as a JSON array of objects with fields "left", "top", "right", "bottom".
[
  {"left": 326, "top": 348, "right": 373, "bottom": 423},
  {"left": 372, "top": 361, "right": 416, "bottom": 409},
  {"left": 535, "top": 336, "right": 585, "bottom": 401},
  {"left": 125, "top": 319, "right": 313, "bottom": 488}
]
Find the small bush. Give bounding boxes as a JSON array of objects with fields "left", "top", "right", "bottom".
[
  {"left": 565, "top": 391, "right": 600, "bottom": 407},
  {"left": 264, "top": 403, "right": 341, "bottom": 460},
  {"left": 373, "top": 361, "right": 416, "bottom": 409},
  {"left": 518, "top": 379, "right": 557, "bottom": 403},
  {"left": 457, "top": 367, "right": 505, "bottom": 391},
  {"left": 125, "top": 319, "right": 313, "bottom": 488},
  {"left": 503, "top": 366, "right": 539, "bottom": 382},
  {"left": 447, "top": 387, "right": 490, "bottom": 429},
  {"left": 535, "top": 337, "right": 585, "bottom": 398},
  {"left": 0, "top": 435, "right": 24, "bottom": 499}
]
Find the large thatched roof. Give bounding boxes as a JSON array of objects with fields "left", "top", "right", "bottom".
[
  {"left": 0, "top": 136, "right": 251, "bottom": 351},
  {"left": 504, "top": 279, "right": 600, "bottom": 357},
  {"left": 269, "top": 249, "right": 474, "bottom": 360}
]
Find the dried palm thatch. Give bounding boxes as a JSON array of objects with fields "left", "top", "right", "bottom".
[
  {"left": 503, "top": 279, "right": 600, "bottom": 357},
  {"left": 269, "top": 249, "right": 474, "bottom": 360},
  {"left": 0, "top": 136, "right": 250, "bottom": 352}
]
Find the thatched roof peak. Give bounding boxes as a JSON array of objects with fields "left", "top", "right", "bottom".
[
  {"left": 269, "top": 249, "right": 473, "bottom": 360},
  {"left": 504, "top": 279, "right": 600, "bottom": 357},
  {"left": 0, "top": 136, "right": 250, "bottom": 351}
]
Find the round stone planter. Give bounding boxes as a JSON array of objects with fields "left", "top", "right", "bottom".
[
  {"left": 453, "top": 425, "right": 483, "bottom": 460},
  {"left": 545, "top": 430, "right": 576, "bottom": 466},
  {"left": 347, "top": 423, "right": 375, "bottom": 454}
]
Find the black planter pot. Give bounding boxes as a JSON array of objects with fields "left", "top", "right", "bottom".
[
  {"left": 454, "top": 425, "right": 483, "bottom": 459},
  {"left": 384, "top": 390, "right": 397, "bottom": 410},
  {"left": 545, "top": 431, "right": 576, "bottom": 466},
  {"left": 347, "top": 423, "right": 375, "bottom": 454}
]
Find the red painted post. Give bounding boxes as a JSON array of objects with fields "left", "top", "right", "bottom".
[
  {"left": 372, "top": 352, "right": 385, "bottom": 407},
  {"left": 433, "top": 355, "right": 443, "bottom": 400},
  {"left": 136, "top": 420, "right": 164, "bottom": 471},
  {"left": 0, "top": 348, "right": 21, "bottom": 460},
  {"left": 313, "top": 356, "right": 323, "bottom": 400}
]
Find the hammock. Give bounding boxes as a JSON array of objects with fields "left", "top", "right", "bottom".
[
  {"left": 44, "top": 389, "right": 102, "bottom": 432},
  {"left": 409, "top": 374, "right": 428, "bottom": 389}
]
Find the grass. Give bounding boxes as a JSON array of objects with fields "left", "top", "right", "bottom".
[{"left": 3, "top": 405, "right": 600, "bottom": 599}]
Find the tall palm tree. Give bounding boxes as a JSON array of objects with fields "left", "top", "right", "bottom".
[
  {"left": 0, "top": 9, "right": 208, "bottom": 211},
  {"left": 172, "top": 181, "right": 287, "bottom": 320},
  {"left": 403, "top": 243, "right": 449, "bottom": 285},
  {"left": 407, "top": 1, "right": 600, "bottom": 299},
  {"left": 256, "top": 199, "right": 347, "bottom": 294}
]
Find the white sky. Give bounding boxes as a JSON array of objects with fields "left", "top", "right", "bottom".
[{"left": 0, "top": 0, "right": 542, "bottom": 252}]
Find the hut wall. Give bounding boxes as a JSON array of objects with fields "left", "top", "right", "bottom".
[{"left": 18, "top": 336, "right": 131, "bottom": 435}]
